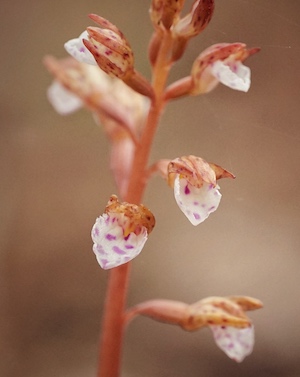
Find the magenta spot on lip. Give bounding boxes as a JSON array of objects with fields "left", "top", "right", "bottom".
[
  {"left": 193, "top": 201, "right": 199, "bottom": 206},
  {"left": 208, "top": 184, "right": 214, "bottom": 190},
  {"left": 100, "top": 259, "right": 108, "bottom": 268},
  {"left": 184, "top": 185, "right": 190, "bottom": 195},
  {"left": 94, "top": 227, "right": 100, "bottom": 236},
  {"left": 208, "top": 206, "right": 216, "bottom": 211},
  {"left": 201, "top": 204, "right": 206, "bottom": 208},
  {"left": 193, "top": 213, "right": 201, "bottom": 220},
  {"left": 124, "top": 234, "right": 130, "bottom": 241},
  {"left": 106, "top": 233, "right": 116, "bottom": 241},
  {"left": 125, "top": 244, "right": 134, "bottom": 249},
  {"left": 79, "top": 47, "right": 85, "bottom": 52},
  {"left": 112, "top": 246, "right": 126, "bottom": 255},
  {"left": 97, "top": 245, "right": 106, "bottom": 255}
]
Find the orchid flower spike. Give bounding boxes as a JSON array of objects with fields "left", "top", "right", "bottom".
[
  {"left": 167, "top": 155, "right": 235, "bottom": 225},
  {"left": 191, "top": 43, "right": 260, "bottom": 94},
  {"left": 91, "top": 195, "right": 155, "bottom": 269},
  {"left": 126, "top": 296, "right": 262, "bottom": 362}
]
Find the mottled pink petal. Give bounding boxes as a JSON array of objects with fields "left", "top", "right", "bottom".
[
  {"left": 47, "top": 81, "right": 83, "bottom": 115},
  {"left": 174, "top": 176, "right": 221, "bottom": 225},
  {"left": 210, "top": 60, "right": 251, "bottom": 92},
  {"left": 64, "top": 31, "right": 97, "bottom": 65},
  {"left": 91, "top": 213, "right": 148, "bottom": 269},
  {"left": 211, "top": 325, "right": 255, "bottom": 362}
]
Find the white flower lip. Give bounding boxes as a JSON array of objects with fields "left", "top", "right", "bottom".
[
  {"left": 211, "top": 60, "right": 251, "bottom": 92},
  {"left": 47, "top": 81, "right": 83, "bottom": 115},
  {"left": 174, "top": 176, "right": 221, "bottom": 226},
  {"left": 64, "top": 31, "right": 97, "bottom": 66},
  {"left": 211, "top": 325, "right": 255, "bottom": 362},
  {"left": 91, "top": 213, "right": 148, "bottom": 269}
]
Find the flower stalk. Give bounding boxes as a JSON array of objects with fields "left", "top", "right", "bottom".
[
  {"left": 97, "top": 27, "right": 175, "bottom": 377},
  {"left": 44, "top": 2, "right": 262, "bottom": 376}
]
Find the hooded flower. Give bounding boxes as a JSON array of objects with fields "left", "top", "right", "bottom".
[
  {"left": 91, "top": 195, "right": 155, "bottom": 269},
  {"left": 149, "top": 0, "right": 185, "bottom": 30},
  {"left": 191, "top": 43, "right": 260, "bottom": 94},
  {"left": 164, "top": 42, "right": 259, "bottom": 100},
  {"left": 126, "top": 295, "right": 262, "bottom": 362},
  {"left": 167, "top": 156, "right": 235, "bottom": 225},
  {"left": 64, "top": 14, "right": 154, "bottom": 98},
  {"left": 44, "top": 55, "right": 150, "bottom": 198}
]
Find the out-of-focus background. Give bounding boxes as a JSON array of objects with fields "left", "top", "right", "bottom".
[{"left": 1, "top": 1, "right": 300, "bottom": 376}]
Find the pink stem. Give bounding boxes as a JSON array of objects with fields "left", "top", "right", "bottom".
[{"left": 97, "top": 29, "right": 173, "bottom": 377}]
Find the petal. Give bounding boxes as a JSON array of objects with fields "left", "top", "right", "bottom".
[
  {"left": 210, "top": 60, "right": 251, "bottom": 92},
  {"left": 91, "top": 213, "right": 148, "bottom": 269},
  {"left": 174, "top": 176, "right": 221, "bottom": 225},
  {"left": 210, "top": 325, "right": 255, "bottom": 362},
  {"left": 47, "top": 81, "right": 83, "bottom": 115},
  {"left": 64, "top": 31, "right": 97, "bottom": 65}
]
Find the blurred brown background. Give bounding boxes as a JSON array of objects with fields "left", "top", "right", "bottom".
[{"left": 1, "top": 1, "right": 300, "bottom": 376}]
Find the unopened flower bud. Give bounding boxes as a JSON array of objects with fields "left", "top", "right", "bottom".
[
  {"left": 149, "top": 0, "right": 185, "bottom": 29},
  {"left": 83, "top": 14, "right": 134, "bottom": 80},
  {"left": 64, "top": 14, "right": 154, "bottom": 98},
  {"left": 85, "top": 15, "right": 154, "bottom": 98},
  {"left": 173, "top": 0, "right": 214, "bottom": 38},
  {"left": 172, "top": 0, "right": 215, "bottom": 60}
]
